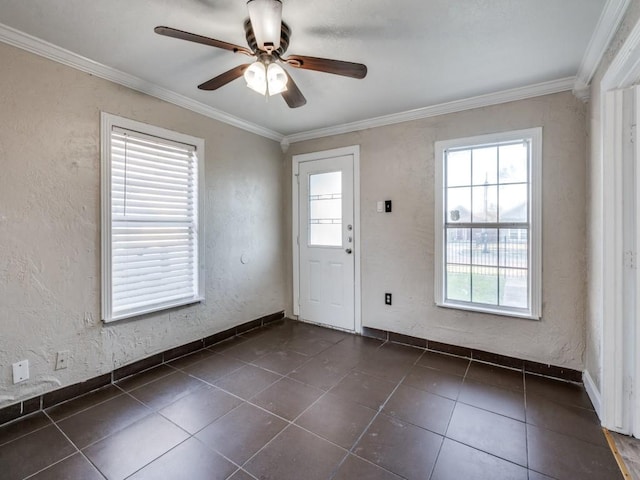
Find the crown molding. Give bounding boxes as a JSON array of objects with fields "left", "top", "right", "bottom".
[
  {"left": 279, "top": 137, "right": 290, "bottom": 153},
  {"left": 0, "top": 23, "right": 284, "bottom": 142},
  {"left": 1, "top": 16, "right": 613, "bottom": 146},
  {"left": 602, "top": 12, "right": 640, "bottom": 90},
  {"left": 573, "top": 0, "right": 631, "bottom": 102},
  {"left": 284, "top": 77, "right": 576, "bottom": 144},
  {"left": 572, "top": 78, "right": 591, "bottom": 102}
]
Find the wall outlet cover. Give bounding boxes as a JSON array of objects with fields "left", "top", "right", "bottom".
[
  {"left": 55, "top": 350, "right": 70, "bottom": 370},
  {"left": 12, "top": 360, "right": 29, "bottom": 383}
]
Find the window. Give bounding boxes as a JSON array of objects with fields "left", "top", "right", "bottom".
[
  {"left": 308, "top": 171, "right": 343, "bottom": 247},
  {"left": 434, "top": 128, "right": 541, "bottom": 319},
  {"left": 101, "top": 113, "right": 204, "bottom": 322}
]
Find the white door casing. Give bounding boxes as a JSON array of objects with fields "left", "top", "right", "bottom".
[
  {"left": 596, "top": 11, "right": 640, "bottom": 437},
  {"left": 634, "top": 87, "right": 640, "bottom": 438},
  {"left": 601, "top": 80, "right": 640, "bottom": 436},
  {"left": 292, "top": 146, "right": 361, "bottom": 332}
]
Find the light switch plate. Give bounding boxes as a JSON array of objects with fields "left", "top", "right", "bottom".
[{"left": 377, "top": 201, "right": 384, "bottom": 213}]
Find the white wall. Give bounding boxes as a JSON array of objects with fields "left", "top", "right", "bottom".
[
  {"left": 586, "top": 0, "right": 640, "bottom": 393},
  {"left": 0, "top": 42, "right": 288, "bottom": 406},
  {"left": 287, "top": 91, "right": 588, "bottom": 370}
]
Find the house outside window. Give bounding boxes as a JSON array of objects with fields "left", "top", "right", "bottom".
[
  {"left": 434, "top": 128, "right": 542, "bottom": 319},
  {"left": 100, "top": 113, "right": 205, "bottom": 322}
]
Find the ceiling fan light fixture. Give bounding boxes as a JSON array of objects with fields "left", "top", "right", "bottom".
[
  {"left": 154, "top": 2, "right": 366, "bottom": 108},
  {"left": 267, "top": 63, "right": 288, "bottom": 95},
  {"left": 244, "top": 61, "right": 267, "bottom": 95},
  {"left": 247, "top": 0, "right": 282, "bottom": 52}
]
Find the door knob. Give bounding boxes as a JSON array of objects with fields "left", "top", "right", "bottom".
[{"left": 345, "top": 248, "right": 352, "bottom": 254}]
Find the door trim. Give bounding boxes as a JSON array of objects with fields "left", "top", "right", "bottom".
[
  {"left": 599, "top": 14, "right": 640, "bottom": 437},
  {"left": 292, "top": 145, "right": 361, "bottom": 333}
]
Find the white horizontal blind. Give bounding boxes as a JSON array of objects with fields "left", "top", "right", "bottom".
[{"left": 108, "top": 126, "right": 199, "bottom": 320}]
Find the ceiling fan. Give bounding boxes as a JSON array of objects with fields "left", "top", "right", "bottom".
[{"left": 154, "top": 0, "right": 367, "bottom": 108}]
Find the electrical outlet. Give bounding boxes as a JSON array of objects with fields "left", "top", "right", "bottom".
[
  {"left": 385, "top": 293, "right": 392, "bottom": 305},
  {"left": 385, "top": 200, "right": 392, "bottom": 212},
  {"left": 12, "top": 360, "right": 29, "bottom": 384},
  {"left": 55, "top": 350, "right": 70, "bottom": 370}
]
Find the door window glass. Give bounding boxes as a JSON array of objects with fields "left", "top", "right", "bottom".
[{"left": 309, "top": 171, "right": 342, "bottom": 246}]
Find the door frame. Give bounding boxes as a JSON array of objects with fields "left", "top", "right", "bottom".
[
  {"left": 292, "top": 145, "right": 362, "bottom": 333},
  {"left": 600, "top": 15, "right": 640, "bottom": 437}
]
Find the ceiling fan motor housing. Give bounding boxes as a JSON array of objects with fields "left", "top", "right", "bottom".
[
  {"left": 246, "top": 0, "right": 283, "bottom": 51},
  {"left": 244, "top": 19, "right": 290, "bottom": 57}
]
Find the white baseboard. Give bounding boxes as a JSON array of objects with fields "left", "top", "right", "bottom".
[{"left": 583, "top": 369, "right": 602, "bottom": 420}]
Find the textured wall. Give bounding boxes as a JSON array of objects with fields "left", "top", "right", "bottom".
[
  {"left": 585, "top": 0, "right": 640, "bottom": 392},
  {"left": 0, "top": 43, "right": 288, "bottom": 406},
  {"left": 287, "top": 91, "right": 587, "bottom": 370}
]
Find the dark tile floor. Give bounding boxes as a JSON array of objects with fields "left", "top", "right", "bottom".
[{"left": 0, "top": 319, "right": 623, "bottom": 480}]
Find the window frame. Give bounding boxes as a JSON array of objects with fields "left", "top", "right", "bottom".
[
  {"left": 100, "top": 112, "right": 205, "bottom": 323},
  {"left": 434, "top": 127, "right": 542, "bottom": 320}
]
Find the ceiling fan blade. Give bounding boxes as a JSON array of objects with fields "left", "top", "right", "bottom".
[
  {"left": 154, "top": 26, "right": 253, "bottom": 56},
  {"left": 281, "top": 71, "right": 306, "bottom": 108},
  {"left": 282, "top": 55, "right": 367, "bottom": 79},
  {"left": 198, "top": 64, "right": 251, "bottom": 90}
]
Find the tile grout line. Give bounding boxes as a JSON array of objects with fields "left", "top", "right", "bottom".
[
  {"left": 146, "top": 334, "right": 355, "bottom": 476},
  {"left": 43, "top": 385, "right": 127, "bottom": 424},
  {"left": 86, "top": 371, "right": 272, "bottom": 479},
  {"left": 432, "top": 353, "right": 531, "bottom": 477},
  {"left": 428, "top": 360, "right": 534, "bottom": 478},
  {"left": 116, "top": 356, "right": 258, "bottom": 478},
  {"left": 45, "top": 354, "right": 229, "bottom": 431},
  {"left": 417, "top": 348, "right": 452, "bottom": 480},
  {"left": 63, "top": 390, "right": 162, "bottom": 453},
  {"left": 144, "top": 330, "right": 355, "bottom": 462},
  {"left": 227, "top": 334, "right": 386, "bottom": 477},
  {"left": 33, "top": 410, "right": 107, "bottom": 480},
  {"left": 0, "top": 417, "right": 53, "bottom": 448},
  {"left": 7, "top": 321, "right": 598, "bottom": 480},
  {"left": 523, "top": 368, "right": 530, "bottom": 474},
  {"left": 236, "top": 372, "right": 353, "bottom": 475},
  {"left": 121, "top": 435, "right": 195, "bottom": 479},
  {"left": 328, "top": 348, "right": 431, "bottom": 480},
  {"left": 20, "top": 451, "right": 82, "bottom": 480},
  {"left": 339, "top": 330, "right": 599, "bottom": 478},
  {"left": 132, "top": 354, "right": 295, "bottom": 480},
  {"left": 0, "top": 317, "right": 575, "bottom": 430},
  {"left": 436, "top": 360, "right": 529, "bottom": 472},
  {"left": 1, "top": 383, "right": 134, "bottom": 452},
  {"left": 13, "top": 358, "right": 472, "bottom": 476},
  {"left": 122, "top": 432, "right": 234, "bottom": 480},
  {"left": 227, "top": 468, "right": 259, "bottom": 480}
]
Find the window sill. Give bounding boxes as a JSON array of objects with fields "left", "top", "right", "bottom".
[
  {"left": 104, "top": 297, "right": 204, "bottom": 323},
  {"left": 436, "top": 301, "right": 540, "bottom": 321}
]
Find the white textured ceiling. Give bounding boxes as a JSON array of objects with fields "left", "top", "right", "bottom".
[{"left": 0, "top": 0, "right": 606, "bottom": 136}]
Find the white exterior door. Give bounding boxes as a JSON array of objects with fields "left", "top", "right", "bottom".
[{"left": 295, "top": 150, "right": 356, "bottom": 331}]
